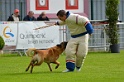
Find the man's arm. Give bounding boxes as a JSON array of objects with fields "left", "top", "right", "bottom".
[
  {"left": 85, "top": 22, "right": 94, "bottom": 36},
  {"left": 76, "top": 15, "right": 94, "bottom": 35},
  {"left": 55, "top": 21, "right": 66, "bottom": 25},
  {"left": 7, "top": 16, "right": 13, "bottom": 21}
]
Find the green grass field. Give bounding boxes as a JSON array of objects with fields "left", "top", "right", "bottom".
[{"left": 0, "top": 51, "right": 124, "bottom": 82}]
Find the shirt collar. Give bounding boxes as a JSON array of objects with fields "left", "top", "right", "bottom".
[{"left": 66, "top": 11, "right": 70, "bottom": 19}]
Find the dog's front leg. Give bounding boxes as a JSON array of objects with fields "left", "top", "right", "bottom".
[
  {"left": 47, "top": 63, "right": 52, "bottom": 72},
  {"left": 53, "top": 61, "right": 60, "bottom": 69}
]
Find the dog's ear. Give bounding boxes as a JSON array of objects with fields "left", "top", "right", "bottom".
[
  {"left": 63, "top": 42, "right": 68, "bottom": 49},
  {"left": 64, "top": 42, "right": 68, "bottom": 46},
  {"left": 57, "top": 41, "right": 68, "bottom": 48},
  {"left": 56, "top": 44, "right": 61, "bottom": 48}
]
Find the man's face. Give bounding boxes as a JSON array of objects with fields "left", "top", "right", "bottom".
[
  {"left": 57, "top": 15, "right": 66, "bottom": 21},
  {"left": 29, "top": 12, "right": 34, "bottom": 18},
  {"left": 14, "top": 12, "right": 19, "bottom": 17}
]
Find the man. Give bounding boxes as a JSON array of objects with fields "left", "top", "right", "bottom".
[
  {"left": 55, "top": 10, "right": 93, "bottom": 72},
  {"left": 37, "top": 12, "right": 49, "bottom": 21},
  {"left": 7, "top": 9, "right": 20, "bottom": 21},
  {"left": 23, "top": 11, "right": 36, "bottom": 21}
]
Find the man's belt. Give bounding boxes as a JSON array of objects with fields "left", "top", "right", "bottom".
[{"left": 71, "top": 32, "right": 87, "bottom": 38}]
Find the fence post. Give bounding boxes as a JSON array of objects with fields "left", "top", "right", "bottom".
[{"left": 103, "top": 25, "right": 107, "bottom": 51}]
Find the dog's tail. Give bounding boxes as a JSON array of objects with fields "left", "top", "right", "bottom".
[{"left": 26, "top": 48, "right": 36, "bottom": 57}]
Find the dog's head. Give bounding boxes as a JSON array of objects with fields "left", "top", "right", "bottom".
[{"left": 56, "top": 41, "right": 68, "bottom": 50}]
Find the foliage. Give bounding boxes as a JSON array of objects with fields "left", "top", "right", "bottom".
[
  {"left": 0, "top": 36, "right": 5, "bottom": 50},
  {"left": 105, "top": 0, "right": 120, "bottom": 44}
]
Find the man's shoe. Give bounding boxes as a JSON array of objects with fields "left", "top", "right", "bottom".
[
  {"left": 76, "top": 67, "right": 81, "bottom": 72},
  {"left": 62, "top": 69, "right": 72, "bottom": 73}
]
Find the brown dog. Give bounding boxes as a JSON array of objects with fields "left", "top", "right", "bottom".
[{"left": 25, "top": 42, "right": 68, "bottom": 73}]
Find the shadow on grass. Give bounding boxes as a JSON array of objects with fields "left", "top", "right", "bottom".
[{"left": 2, "top": 71, "right": 64, "bottom": 76}]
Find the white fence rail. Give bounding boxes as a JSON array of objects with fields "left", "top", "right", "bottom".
[{"left": 87, "top": 22, "right": 124, "bottom": 51}]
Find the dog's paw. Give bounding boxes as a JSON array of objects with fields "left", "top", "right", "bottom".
[
  {"left": 25, "top": 68, "right": 29, "bottom": 72},
  {"left": 55, "top": 65, "right": 59, "bottom": 69}
]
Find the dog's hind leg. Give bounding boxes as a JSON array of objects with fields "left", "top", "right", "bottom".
[
  {"left": 25, "top": 64, "right": 30, "bottom": 72},
  {"left": 30, "top": 64, "right": 34, "bottom": 73},
  {"left": 25, "top": 61, "right": 33, "bottom": 72},
  {"left": 30, "top": 60, "right": 37, "bottom": 73},
  {"left": 30, "top": 60, "right": 43, "bottom": 73},
  {"left": 47, "top": 63, "right": 52, "bottom": 72}
]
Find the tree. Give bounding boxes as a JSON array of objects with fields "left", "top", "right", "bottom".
[
  {"left": 0, "top": 36, "right": 5, "bottom": 50},
  {"left": 105, "top": 0, "right": 120, "bottom": 53}
]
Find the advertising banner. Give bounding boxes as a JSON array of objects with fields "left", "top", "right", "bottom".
[
  {"left": 16, "top": 22, "right": 60, "bottom": 49},
  {"left": 0, "top": 22, "right": 17, "bottom": 45}
]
